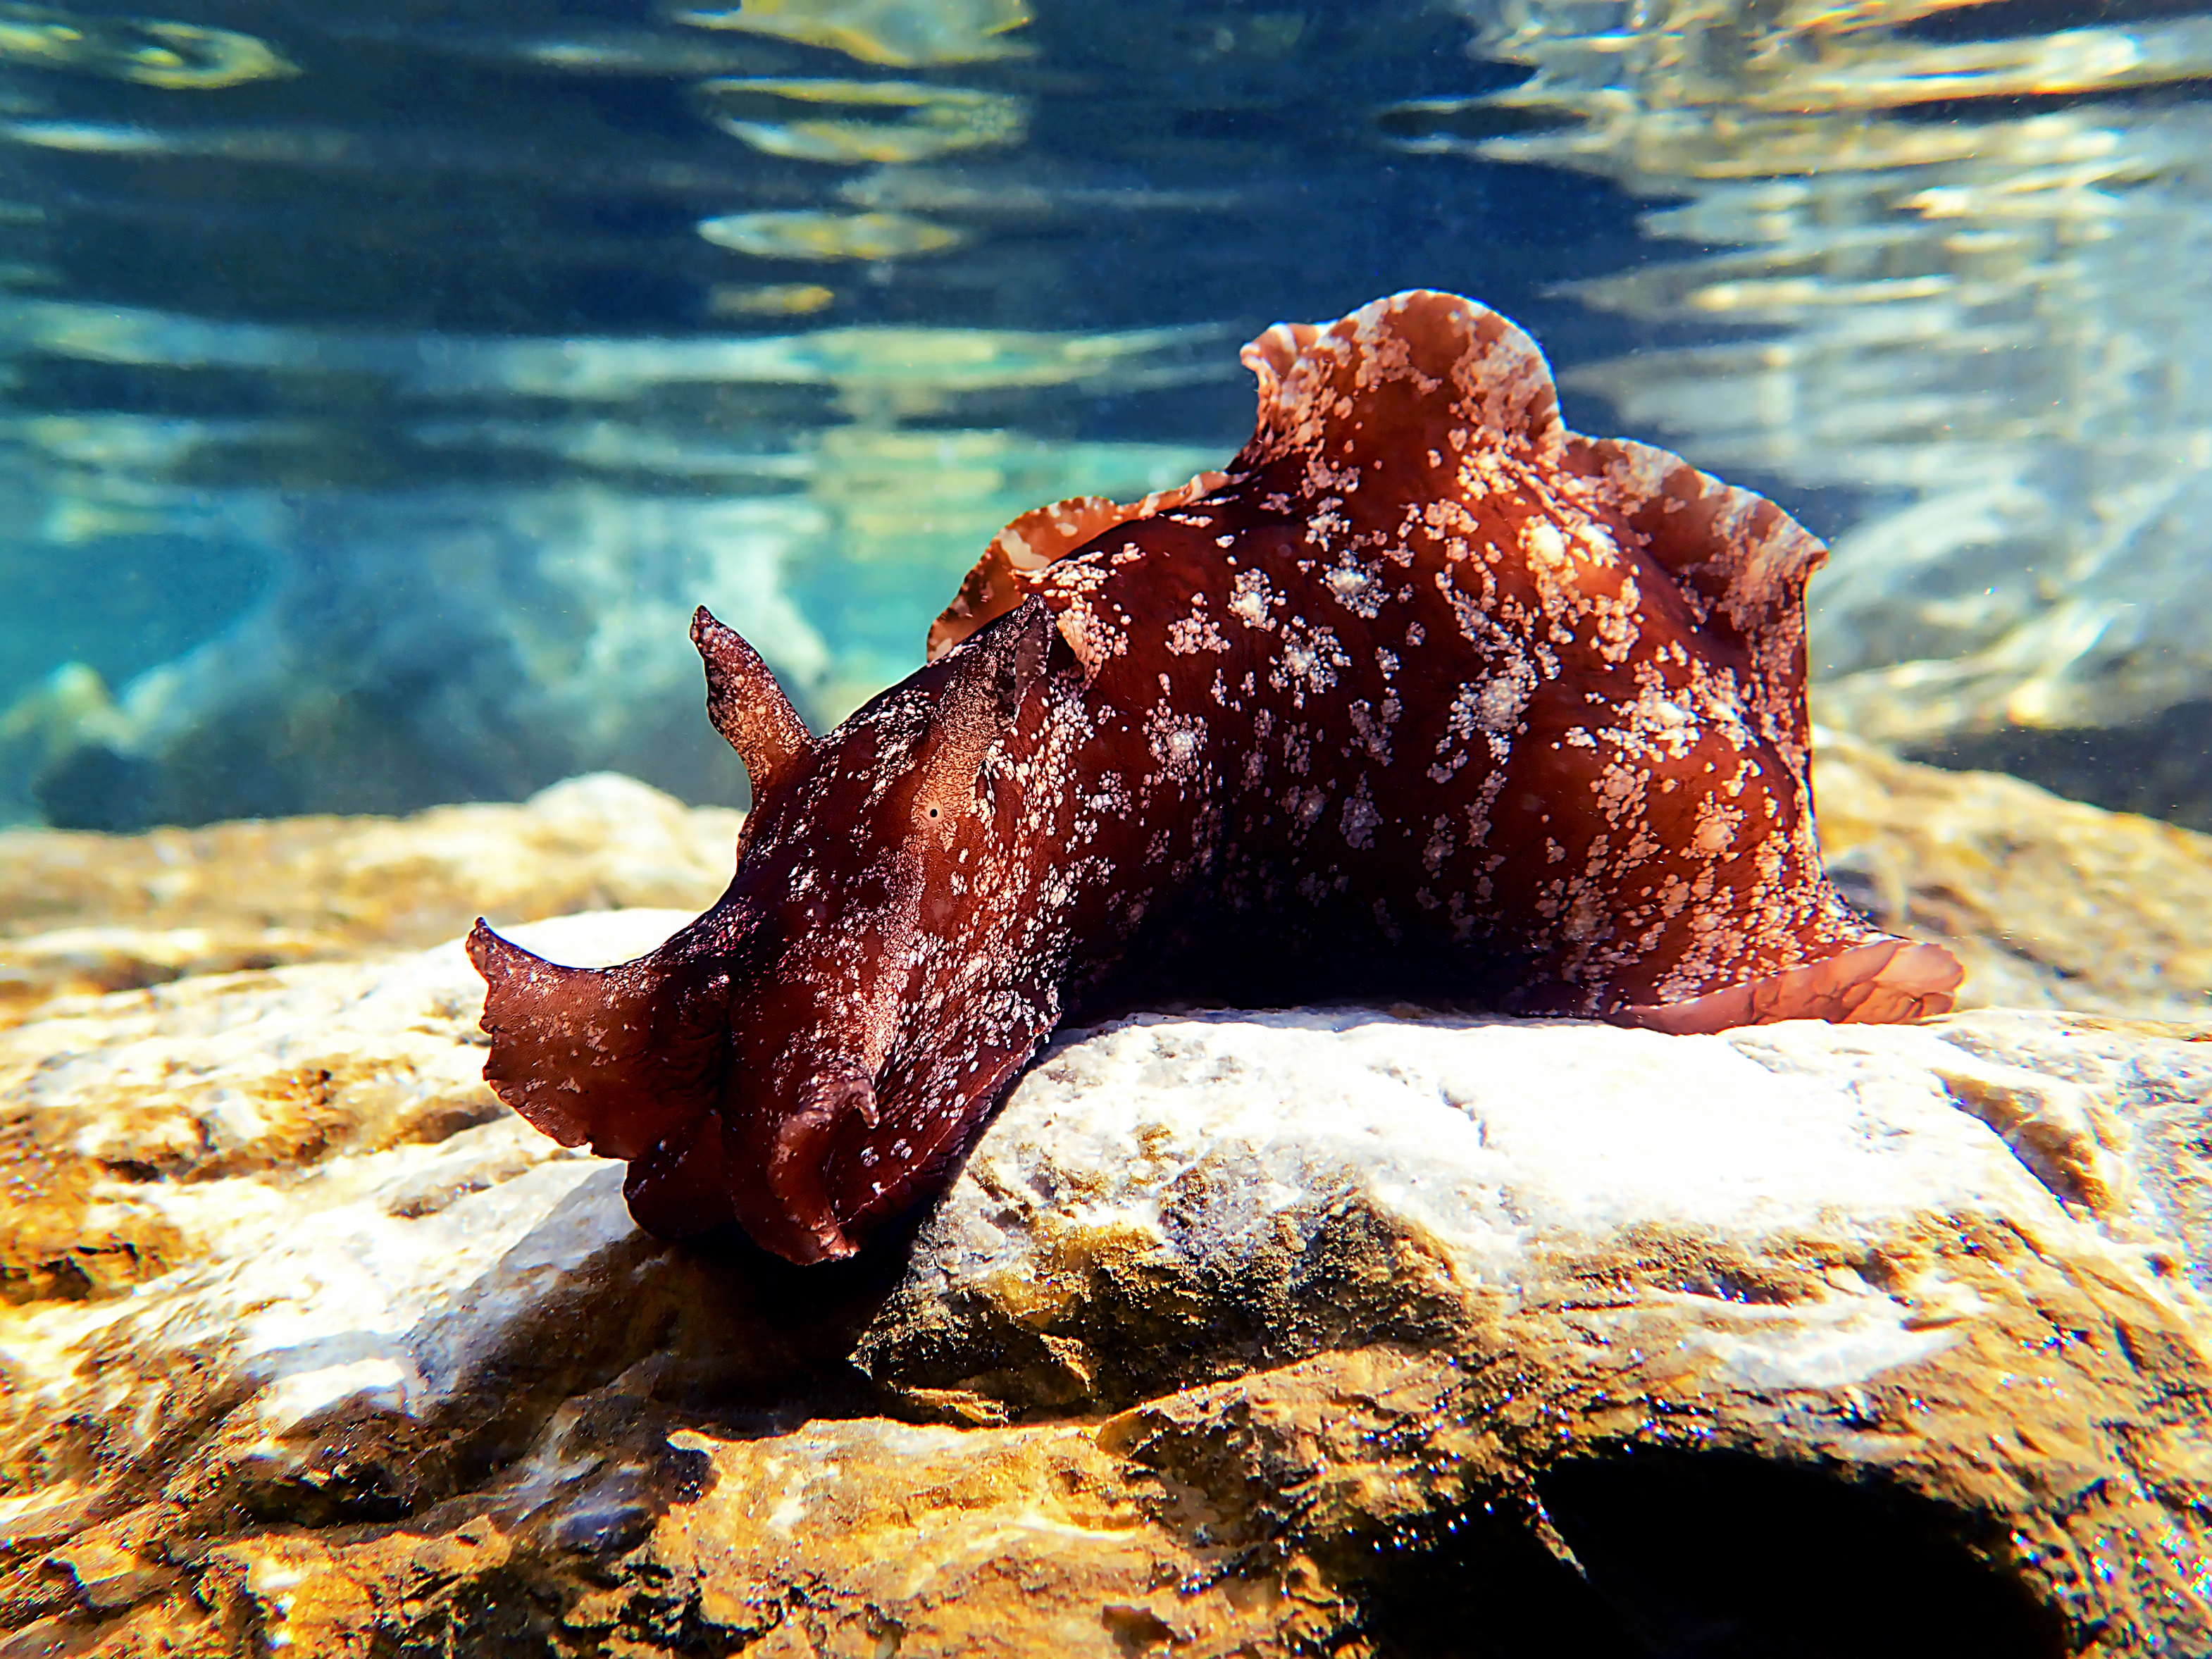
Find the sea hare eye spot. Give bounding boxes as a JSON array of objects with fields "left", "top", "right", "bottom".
[{"left": 471, "top": 287, "right": 1961, "bottom": 1269}]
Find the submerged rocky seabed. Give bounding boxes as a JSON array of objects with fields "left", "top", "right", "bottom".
[{"left": 1, "top": 755, "right": 2210, "bottom": 1655}]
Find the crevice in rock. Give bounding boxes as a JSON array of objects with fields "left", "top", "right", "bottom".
[
  {"left": 1350, "top": 1451, "right": 2068, "bottom": 1657},
  {"left": 1487, "top": 1450, "right": 2065, "bottom": 1659}
]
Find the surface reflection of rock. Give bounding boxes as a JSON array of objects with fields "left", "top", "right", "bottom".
[
  {"left": 674, "top": 0, "right": 1035, "bottom": 68},
  {"left": 697, "top": 206, "right": 967, "bottom": 260},
  {"left": 1425, "top": 0, "right": 2212, "bottom": 825},
  {"left": 25, "top": 490, "right": 819, "bottom": 830},
  {"left": 0, "top": 3, "right": 294, "bottom": 89},
  {"left": 0, "top": 304, "right": 1227, "bottom": 830},
  {"left": 700, "top": 76, "right": 1028, "bottom": 166}
]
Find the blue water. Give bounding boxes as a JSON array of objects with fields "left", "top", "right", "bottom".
[{"left": 4, "top": 0, "right": 2209, "bottom": 828}]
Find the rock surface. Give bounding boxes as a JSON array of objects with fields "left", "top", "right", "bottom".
[
  {"left": 1813, "top": 731, "right": 2212, "bottom": 1021},
  {"left": 5, "top": 902, "right": 2212, "bottom": 1656},
  {"left": 0, "top": 773, "right": 740, "bottom": 1024},
  {"left": 2, "top": 759, "right": 2208, "bottom": 1654}
]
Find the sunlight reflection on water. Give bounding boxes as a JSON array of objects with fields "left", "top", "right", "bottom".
[{"left": 1, "top": 0, "right": 2207, "bottom": 829}]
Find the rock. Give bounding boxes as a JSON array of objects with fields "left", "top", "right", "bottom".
[
  {"left": 1813, "top": 731, "right": 2212, "bottom": 1020},
  {"left": 1901, "top": 701, "right": 2212, "bottom": 841},
  {"left": 6, "top": 907, "right": 2212, "bottom": 1655},
  {"left": 0, "top": 774, "right": 740, "bottom": 1023}
]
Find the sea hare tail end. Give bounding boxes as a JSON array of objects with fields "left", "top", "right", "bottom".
[{"left": 1611, "top": 938, "right": 1963, "bottom": 1036}]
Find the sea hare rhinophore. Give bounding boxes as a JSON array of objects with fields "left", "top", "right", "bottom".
[{"left": 468, "top": 290, "right": 1961, "bottom": 1265}]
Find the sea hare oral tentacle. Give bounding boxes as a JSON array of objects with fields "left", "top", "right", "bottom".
[
  {"left": 471, "top": 288, "right": 1962, "bottom": 1265},
  {"left": 466, "top": 919, "right": 729, "bottom": 1162},
  {"left": 691, "top": 604, "right": 811, "bottom": 804}
]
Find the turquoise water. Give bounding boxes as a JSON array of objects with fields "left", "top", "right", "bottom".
[{"left": 3, "top": 0, "right": 2209, "bottom": 827}]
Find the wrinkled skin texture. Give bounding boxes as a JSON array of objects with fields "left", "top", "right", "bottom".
[{"left": 471, "top": 291, "right": 1960, "bottom": 1266}]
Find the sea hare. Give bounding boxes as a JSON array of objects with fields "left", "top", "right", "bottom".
[{"left": 469, "top": 290, "right": 1961, "bottom": 1265}]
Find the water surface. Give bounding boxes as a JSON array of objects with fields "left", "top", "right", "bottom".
[{"left": 3, "top": 0, "right": 2207, "bottom": 828}]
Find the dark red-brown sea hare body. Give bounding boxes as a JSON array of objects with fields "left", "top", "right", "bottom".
[{"left": 468, "top": 290, "right": 1961, "bottom": 1265}]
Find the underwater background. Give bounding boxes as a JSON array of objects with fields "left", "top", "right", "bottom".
[{"left": 1, "top": 0, "right": 2207, "bottom": 834}]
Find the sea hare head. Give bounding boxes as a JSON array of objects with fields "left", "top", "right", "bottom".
[{"left": 471, "top": 599, "right": 1058, "bottom": 1264}]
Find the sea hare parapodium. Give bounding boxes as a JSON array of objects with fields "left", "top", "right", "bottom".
[{"left": 469, "top": 290, "right": 1962, "bottom": 1265}]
